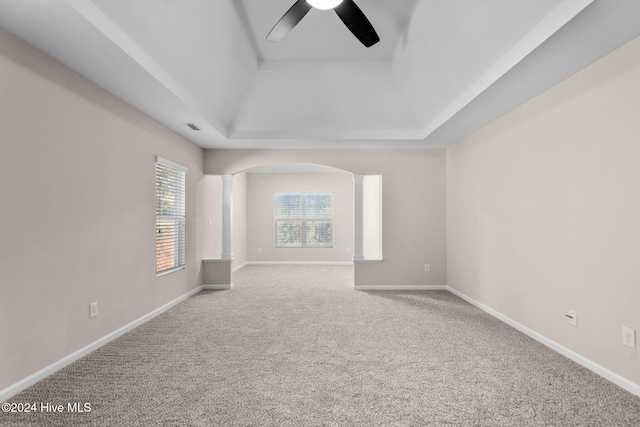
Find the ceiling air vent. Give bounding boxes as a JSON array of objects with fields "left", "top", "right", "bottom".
[{"left": 185, "top": 123, "right": 200, "bottom": 131}]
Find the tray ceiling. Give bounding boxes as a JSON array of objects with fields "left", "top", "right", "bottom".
[{"left": 0, "top": 0, "right": 639, "bottom": 149}]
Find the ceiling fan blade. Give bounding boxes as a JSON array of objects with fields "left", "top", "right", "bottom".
[
  {"left": 334, "top": 0, "right": 380, "bottom": 47},
  {"left": 266, "top": 0, "right": 313, "bottom": 42}
]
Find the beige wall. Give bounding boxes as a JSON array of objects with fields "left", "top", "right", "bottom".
[
  {"left": 0, "top": 29, "right": 204, "bottom": 391},
  {"left": 204, "top": 149, "right": 447, "bottom": 287},
  {"left": 4, "top": 10, "right": 637, "bottom": 398},
  {"left": 246, "top": 172, "right": 353, "bottom": 263},
  {"left": 447, "top": 36, "right": 640, "bottom": 385}
]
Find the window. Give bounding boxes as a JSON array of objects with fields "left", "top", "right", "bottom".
[
  {"left": 274, "top": 192, "right": 333, "bottom": 248},
  {"left": 155, "top": 157, "right": 187, "bottom": 275}
]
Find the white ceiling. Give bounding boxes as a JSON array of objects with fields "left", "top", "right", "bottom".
[{"left": 0, "top": 0, "right": 639, "bottom": 149}]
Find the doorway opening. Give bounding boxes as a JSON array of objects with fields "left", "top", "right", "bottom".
[{"left": 199, "top": 163, "right": 382, "bottom": 288}]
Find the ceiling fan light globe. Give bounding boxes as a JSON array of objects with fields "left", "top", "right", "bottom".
[{"left": 306, "top": 0, "right": 344, "bottom": 10}]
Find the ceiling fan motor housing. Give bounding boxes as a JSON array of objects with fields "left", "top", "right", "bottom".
[{"left": 306, "top": 0, "right": 344, "bottom": 10}]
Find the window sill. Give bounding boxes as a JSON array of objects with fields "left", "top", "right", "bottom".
[
  {"left": 275, "top": 246, "right": 334, "bottom": 249},
  {"left": 156, "top": 266, "right": 185, "bottom": 278}
]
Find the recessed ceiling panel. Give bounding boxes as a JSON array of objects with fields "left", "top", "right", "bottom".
[
  {"left": 393, "top": 0, "right": 594, "bottom": 135},
  {"left": 230, "top": 61, "right": 422, "bottom": 140},
  {"left": 1, "top": 0, "right": 640, "bottom": 149},
  {"left": 90, "top": 0, "right": 258, "bottom": 130}
]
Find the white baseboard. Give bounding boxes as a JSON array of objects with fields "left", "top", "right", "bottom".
[
  {"left": 202, "top": 284, "right": 232, "bottom": 290},
  {"left": 232, "top": 262, "right": 248, "bottom": 272},
  {"left": 446, "top": 286, "right": 640, "bottom": 399},
  {"left": 0, "top": 286, "right": 204, "bottom": 402},
  {"left": 354, "top": 285, "right": 447, "bottom": 291},
  {"left": 4, "top": 280, "right": 638, "bottom": 402},
  {"left": 246, "top": 261, "right": 354, "bottom": 266}
]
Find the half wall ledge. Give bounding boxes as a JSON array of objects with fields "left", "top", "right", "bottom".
[{"left": 202, "top": 259, "right": 232, "bottom": 288}]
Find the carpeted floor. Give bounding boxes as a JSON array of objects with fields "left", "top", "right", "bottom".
[{"left": 2, "top": 265, "right": 640, "bottom": 426}]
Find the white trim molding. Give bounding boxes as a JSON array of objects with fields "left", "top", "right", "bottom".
[
  {"left": 446, "top": 286, "right": 640, "bottom": 399},
  {"left": 232, "top": 262, "right": 249, "bottom": 272},
  {"left": 4, "top": 279, "right": 637, "bottom": 402},
  {"left": 246, "top": 261, "right": 354, "bottom": 266},
  {"left": 0, "top": 286, "right": 203, "bottom": 402},
  {"left": 156, "top": 156, "right": 188, "bottom": 172},
  {"left": 202, "top": 284, "right": 232, "bottom": 290},
  {"left": 354, "top": 285, "right": 447, "bottom": 291}
]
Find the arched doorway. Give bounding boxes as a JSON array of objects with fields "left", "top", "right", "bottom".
[{"left": 200, "top": 163, "right": 382, "bottom": 288}]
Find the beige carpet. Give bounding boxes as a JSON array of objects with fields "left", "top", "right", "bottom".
[{"left": 2, "top": 265, "right": 640, "bottom": 426}]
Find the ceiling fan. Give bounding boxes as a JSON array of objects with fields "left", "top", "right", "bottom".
[{"left": 266, "top": 0, "right": 380, "bottom": 48}]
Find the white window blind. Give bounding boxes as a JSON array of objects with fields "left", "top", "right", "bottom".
[
  {"left": 274, "top": 192, "right": 333, "bottom": 248},
  {"left": 155, "top": 157, "right": 187, "bottom": 275}
]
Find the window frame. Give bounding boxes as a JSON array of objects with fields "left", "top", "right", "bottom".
[
  {"left": 155, "top": 156, "right": 187, "bottom": 277},
  {"left": 274, "top": 191, "right": 334, "bottom": 249}
]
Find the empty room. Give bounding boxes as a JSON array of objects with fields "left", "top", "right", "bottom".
[{"left": 1, "top": 0, "right": 640, "bottom": 425}]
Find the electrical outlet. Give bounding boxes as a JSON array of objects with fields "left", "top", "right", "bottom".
[
  {"left": 346, "top": 248, "right": 351, "bottom": 254},
  {"left": 257, "top": 248, "right": 262, "bottom": 253},
  {"left": 622, "top": 327, "right": 636, "bottom": 348},
  {"left": 89, "top": 302, "right": 98, "bottom": 319},
  {"left": 424, "top": 264, "right": 430, "bottom": 273},
  {"left": 566, "top": 310, "right": 577, "bottom": 327}
]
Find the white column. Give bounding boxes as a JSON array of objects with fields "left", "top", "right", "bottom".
[
  {"left": 353, "top": 174, "right": 364, "bottom": 261},
  {"left": 221, "top": 174, "right": 234, "bottom": 260}
]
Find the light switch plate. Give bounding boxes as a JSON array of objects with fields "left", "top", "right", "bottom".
[{"left": 89, "top": 302, "right": 98, "bottom": 318}]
